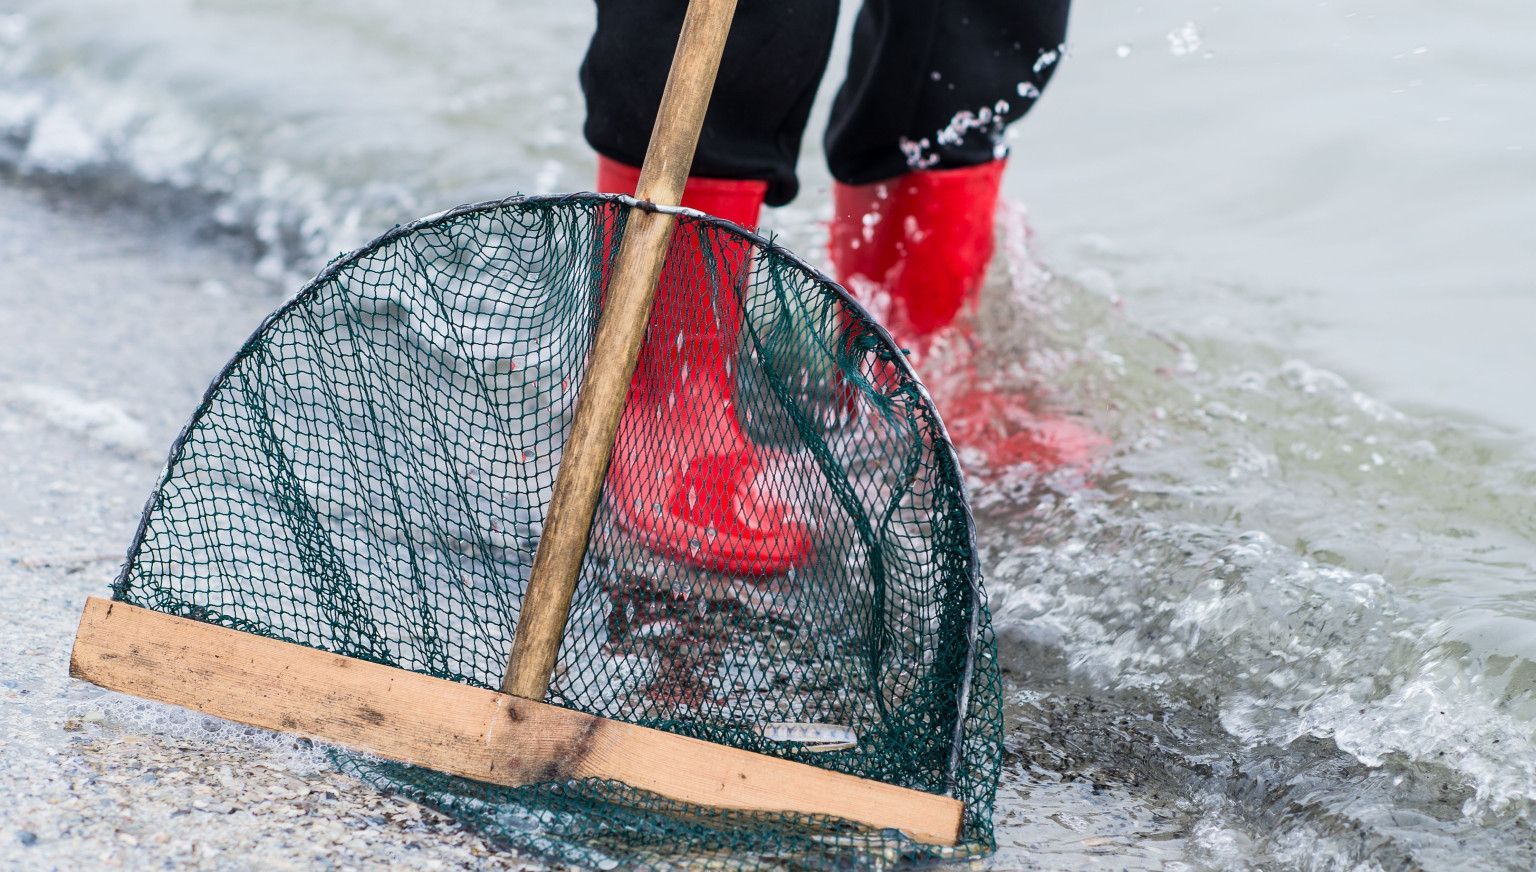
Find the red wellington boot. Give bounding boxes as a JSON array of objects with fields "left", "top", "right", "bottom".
[
  {"left": 829, "top": 161, "right": 1006, "bottom": 353},
  {"left": 829, "top": 161, "right": 1106, "bottom": 475},
  {"left": 598, "top": 156, "right": 813, "bottom": 576}
]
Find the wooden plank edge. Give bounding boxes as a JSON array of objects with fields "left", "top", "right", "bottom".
[{"left": 69, "top": 597, "right": 963, "bottom": 846}]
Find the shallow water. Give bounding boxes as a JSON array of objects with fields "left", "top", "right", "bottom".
[{"left": 2, "top": 1, "right": 1533, "bottom": 868}]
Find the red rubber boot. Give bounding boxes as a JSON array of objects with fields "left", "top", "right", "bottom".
[
  {"left": 829, "top": 161, "right": 1106, "bottom": 475},
  {"left": 598, "top": 156, "right": 813, "bottom": 576},
  {"left": 829, "top": 161, "right": 1006, "bottom": 352}
]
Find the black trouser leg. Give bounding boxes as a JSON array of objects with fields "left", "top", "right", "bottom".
[
  {"left": 825, "top": 0, "right": 1071, "bottom": 185},
  {"left": 581, "top": 0, "right": 839, "bottom": 206},
  {"left": 580, "top": 0, "right": 1070, "bottom": 203}
]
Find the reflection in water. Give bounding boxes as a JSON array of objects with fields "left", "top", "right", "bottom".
[{"left": 964, "top": 221, "right": 1536, "bottom": 868}]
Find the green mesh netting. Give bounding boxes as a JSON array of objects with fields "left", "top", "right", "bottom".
[{"left": 113, "top": 194, "right": 1002, "bottom": 870}]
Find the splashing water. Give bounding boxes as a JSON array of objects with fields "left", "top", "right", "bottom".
[{"left": 952, "top": 208, "right": 1536, "bottom": 867}]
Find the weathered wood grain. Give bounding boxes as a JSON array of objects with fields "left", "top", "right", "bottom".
[
  {"left": 502, "top": 0, "right": 742, "bottom": 700},
  {"left": 71, "top": 597, "right": 963, "bottom": 846}
]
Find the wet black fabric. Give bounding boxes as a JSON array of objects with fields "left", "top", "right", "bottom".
[{"left": 581, "top": 0, "right": 1071, "bottom": 206}]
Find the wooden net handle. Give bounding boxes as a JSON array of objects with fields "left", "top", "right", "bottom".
[{"left": 502, "top": 0, "right": 739, "bottom": 698}]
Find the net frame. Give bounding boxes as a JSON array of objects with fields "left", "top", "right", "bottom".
[{"left": 109, "top": 192, "right": 1003, "bottom": 868}]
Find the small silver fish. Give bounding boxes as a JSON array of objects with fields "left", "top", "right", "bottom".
[{"left": 759, "top": 722, "right": 858, "bottom": 753}]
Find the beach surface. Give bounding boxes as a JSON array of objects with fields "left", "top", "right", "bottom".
[{"left": 0, "top": 182, "right": 536, "bottom": 870}]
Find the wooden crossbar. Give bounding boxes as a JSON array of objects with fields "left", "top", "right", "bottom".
[{"left": 70, "top": 597, "right": 963, "bottom": 846}]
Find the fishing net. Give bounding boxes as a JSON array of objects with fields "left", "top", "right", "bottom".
[{"left": 112, "top": 193, "right": 1001, "bottom": 869}]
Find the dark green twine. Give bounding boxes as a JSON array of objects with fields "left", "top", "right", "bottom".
[{"left": 113, "top": 194, "right": 1001, "bottom": 869}]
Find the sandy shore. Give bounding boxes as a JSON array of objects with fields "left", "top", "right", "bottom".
[{"left": 0, "top": 181, "right": 550, "bottom": 870}]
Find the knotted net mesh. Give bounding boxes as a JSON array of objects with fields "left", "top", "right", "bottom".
[{"left": 113, "top": 194, "right": 1002, "bottom": 869}]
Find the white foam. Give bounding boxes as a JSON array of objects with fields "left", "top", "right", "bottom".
[
  {"left": 20, "top": 105, "right": 105, "bottom": 173},
  {"left": 7, "top": 383, "right": 151, "bottom": 456}
]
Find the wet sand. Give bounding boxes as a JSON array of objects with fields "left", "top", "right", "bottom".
[{"left": 0, "top": 181, "right": 541, "bottom": 870}]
